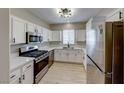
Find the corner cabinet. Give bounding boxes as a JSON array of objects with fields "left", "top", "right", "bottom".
[{"left": 10, "top": 16, "right": 26, "bottom": 44}]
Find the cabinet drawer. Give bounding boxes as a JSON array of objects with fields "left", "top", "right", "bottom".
[
  {"left": 9, "top": 69, "right": 21, "bottom": 82},
  {"left": 22, "top": 62, "right": 33, "bottom": 72}
]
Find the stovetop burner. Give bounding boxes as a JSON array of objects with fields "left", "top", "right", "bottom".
[{"left": 20, "top": 50, "right": 48, "bottom": 58}]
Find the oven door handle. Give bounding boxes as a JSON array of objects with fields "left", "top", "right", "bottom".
[{"left": 35, "top": 55, "right": 48, "bottom": 63}]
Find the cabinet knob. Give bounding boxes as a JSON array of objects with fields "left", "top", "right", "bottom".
[
  {"left": 22, "top": 74, "right": 25, "bottom": 80},
  {"left": 119, "top": 12, "right": 122, "bottom": 19},
  {"left": 13, "top": 38, "right": 15, "bottom": 43},
  {"left": 19, "top": 77, "right": 21, "bottom": 83}
]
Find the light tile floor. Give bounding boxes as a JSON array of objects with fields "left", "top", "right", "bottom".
[{"left": 39, "top": 62, "right": 86, "bottom": 84}]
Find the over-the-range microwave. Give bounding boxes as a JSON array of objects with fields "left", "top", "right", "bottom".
[{"left": 26, "top": 32, "right": 43, "bottom": 44}]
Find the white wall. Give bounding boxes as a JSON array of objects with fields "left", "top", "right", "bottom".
[
  {"left": 10, "top": 8, "right": 49, "bottom": 29},
  {"left": 0, "top": 9, "right": 9, "bottom": 83},
  {"left": 96, "top": 8, "right": 116, "bottom": 17}
]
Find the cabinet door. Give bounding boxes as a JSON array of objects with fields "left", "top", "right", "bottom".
[
  {"left": 43, "top": 28, "right": 49, "bottom": 42},
  {"left": 67, "top": 50, "right": 83, "bottom": 63},
  {"left": 12, "top": 17, "right": 26, "bottom": 44},
  {"left": 49, "top": 30, "right": 52, "bottom": 41},
  {"left": 26, "top": 22, "right": 35, "bottom": 32},
  {"left": 10, "top": 77, "right": 21, "bottom": 84},
  {"left": 52, "top": 31, "right": 61, "bottom": 41},
  {"left": 76, "top": 30, "right": 86, "bottom": 41},
  {"left": 54, "top": 50, "right": 61, "bottom": 61},
  {"left": 37, "top": 26, "right": 43, "bottom": 34},
  {"left": 22, "top": 62, "right": 33, "bottom": 84},
  {"left": 9, "top": 69, "right": 21, "bottom": 84},
  {"left": 75, "top": 50, "right": 83, "bottom": 63},
  {"left": 61, "top": 50, "right": 69, "bottom": 62}
]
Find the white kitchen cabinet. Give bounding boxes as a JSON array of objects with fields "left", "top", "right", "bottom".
[
  {"left": 54, "top": 49, "right": 84, "bottom": 64},
  {"left": 9, "top": 69, "right": 21, "bottom": 84},
  {"left": 26, "top": 22, "right": 35, "bottom": 32},
  {"left": 43, "top": 27, "right": 49, "bottom": 42},
  {"left": 76, "top": 30, "right": 86, "bottom": 42},
  {"left": 22, "top": 62, "right": 33, "bottom": 84},
  {"left": 68, "top": 50, "right": 83, "bottom": 63},
  {"left": 49, "top": 31, "right": 52, "bottom": 41},
  {"left": 54, "top": 49, "right": 62, "bottom": 61},
  {"left": 36, "top": 25, "right": 43, "bottom": 34},
  {"left": 9, "top": 61, "right": 33, "bottom": 84},
  {"left": 51, "top": 31, "right": 62, "bottom": 41},
  {"left": 11, "top": 16, "right": 26, "bottom": 44},
  {"left": 106, "top": 8, "right": 123, "bottom": 22}
]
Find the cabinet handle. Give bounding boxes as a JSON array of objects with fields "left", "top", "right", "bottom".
[
  {"left": 13, "top": 38, "right": 15, "bottom": 43},
  {"left": 26, "top": 65, "right": 31, "bottom": 69},
  {"left": 119, "top": 12, "right": 122, "bottom": 19},
  {"left": 22, "top": 74, "right": 25, "bottom": 80},
  {"left": 19, "top": 77, "right": 21, "bottom": 83},
  {"left": 10, "top": 75, "right": 15, "bottom": 79}
]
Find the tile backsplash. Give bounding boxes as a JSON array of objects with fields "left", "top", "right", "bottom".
[
  {"left": 10, "top": 41, "right": 86, "bottom": 54},
  {"left": 10, "top": 42, "right": 49, "bottom": 53}
]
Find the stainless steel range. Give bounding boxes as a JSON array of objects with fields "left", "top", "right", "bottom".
[{"left": 19, "top": 46, "right": 49, "bottom": 84}]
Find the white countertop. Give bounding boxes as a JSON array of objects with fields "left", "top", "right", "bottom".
[
  {"left": 39, "top": 46, "right": 85, "bottom": 51},
  {"left": 10, "top": 46, "right": 86, "bottom": 72},
  {"left": 10, "top": 53, "right": 34, "bottom": 72}
]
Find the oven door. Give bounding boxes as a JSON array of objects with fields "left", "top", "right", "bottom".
[{"left": 34, "top": 57, "right": 48, "bottom": 78}]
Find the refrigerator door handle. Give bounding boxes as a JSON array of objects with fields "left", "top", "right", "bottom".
[
  {"left": 105, "top": 72, "right": 113, "bottom": 78},
  {"left": 87, "top": 55, "right": 105, "bottom": 74}
]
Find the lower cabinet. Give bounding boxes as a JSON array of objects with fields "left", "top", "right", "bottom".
[
  {"left": 54, "top": 49, "right": 84, "bottom": 64},
  {"left": 21, "top": 62, "right": 33, "bottom": 84},
  {"left": 9, "top": 62, "right": 33, "bottom": 84},
  {"left": 9, "top": 69, "right": 21, "bottom": 84}
]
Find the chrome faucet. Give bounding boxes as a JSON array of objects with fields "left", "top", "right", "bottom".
[{"left": 67, "top": 42, "right": 70, "bottom": 48}]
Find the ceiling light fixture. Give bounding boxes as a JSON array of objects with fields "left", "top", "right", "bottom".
[{"left": 57, "top": 8, "right": 73, "bottom": 18}]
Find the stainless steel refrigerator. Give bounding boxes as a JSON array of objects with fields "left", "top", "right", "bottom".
[{"left": 86, "top": 18, "right": 123, "bottom": 84}]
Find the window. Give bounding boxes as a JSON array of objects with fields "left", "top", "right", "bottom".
[{"left": 63, "top": 29, "right": 75, "bottom": 44}]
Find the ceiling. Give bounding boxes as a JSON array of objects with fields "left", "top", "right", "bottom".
[{"left": 26, "top": 8, "right": 113, "bottom": 24}]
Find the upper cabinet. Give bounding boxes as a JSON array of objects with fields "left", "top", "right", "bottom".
[
  {"left": 106, "top": 8, "right": 123, "bottom": 22},
  {"left": 10, "top": 16, "right": 45, "bottom": 45},
  {"left": 42, "top": 27, "right": 49, "bottom": 42},
  {"left": 26, "top": 23, "right": 43, "bottom": 34},
  {"left": 51, "top": 31, "right": 62, "bottom": 41},
  {"left": 36, "top": 25, "right": 43, "bottom": 34},
  {"left": 11, "top": 16, "right": 26, "bottom": 44},
  {"left": 26, "top": 22, "right": 35, "bottom": 32},
  {"left": 76, "top": 30, "right": 86, "bottom": 42}
]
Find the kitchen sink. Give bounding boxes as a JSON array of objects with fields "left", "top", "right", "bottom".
[{"left": 63, "top": 47, "right": 74, "bottom": 49}]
